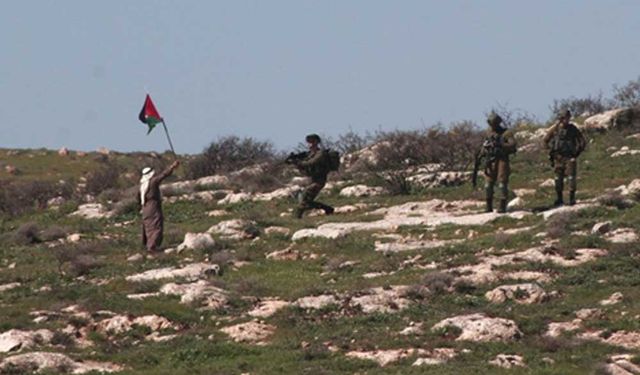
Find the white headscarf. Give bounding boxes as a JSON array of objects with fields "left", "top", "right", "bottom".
[{"left": 139, "top": 167, "right": 155, "bottom": 206}]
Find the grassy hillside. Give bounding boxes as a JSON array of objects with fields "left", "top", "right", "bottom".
[{"left": 0, "top": 126, "right": 639, "bottom": 374}]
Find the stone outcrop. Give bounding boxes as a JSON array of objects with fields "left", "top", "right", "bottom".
[
  {"left": 220, "top": 321, "right": 276, "bottom": 345},
  {"left": 582, "top": 107, "right": 640, "bottom": 131},
  {"left": 293, "top": 199, "right": 528, "bottom": 241},
  {"left": 485, "top": 283, "right": 548, "bottom": 304},
  {"left": 339, "top": 185, "right": 385, "bottom": 197},
  {"left": 125, "top": 263, "right": 220, "bottom": 282},
  {"left": 160, "top": 280, "right": 228, "bottom": 309},
  {"left": 349, "top": 286, "right": 410, "bottom": 314},
  {"left": 70, "top": 203, "right": 114, "bottom": 219},
  {"left": 0, "top": 329, "right": 54, "bottom": 353},
  {"left": 207, "top": 219, "right": 259, "bottom": 240},
  {"left": 432, "top": 313, "right": 522, "bottom": 342},
  {"left": 247, "top": 299, "right": 291, "bottom": 318},
  {"left": 346, "top": 347, "right": 458, "bottom": 367},
  {"left": 0, "top": 352, "right": 122, "bottom": 374},
  {"left": 95, "top": 315, "right": 175, "bottom": 335}
]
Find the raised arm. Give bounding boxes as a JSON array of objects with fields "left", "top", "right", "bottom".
[{"left": 154, "top": 160, "right": 180, "bottom": 183}]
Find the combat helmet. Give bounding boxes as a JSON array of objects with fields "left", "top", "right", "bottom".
[
  {"left": 487, "top": 112, "right": 506, "bottom": 133},
  {"left": 305, "top": 134, "right": 321, "bottom": 143}
]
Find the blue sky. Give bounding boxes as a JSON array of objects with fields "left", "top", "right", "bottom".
[{"left": 1, "top": 1, "right": 639, "bottom": 153}]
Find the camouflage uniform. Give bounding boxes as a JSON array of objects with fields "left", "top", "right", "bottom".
[
  {"left": 543, "top": 111, "right": 587, "bottom": 206},
  {"left": 293, "top": 135, "right": 334, "bottom": 218},
  {"left": 477, "top": 113, "right": 517, "bottom": 213}
]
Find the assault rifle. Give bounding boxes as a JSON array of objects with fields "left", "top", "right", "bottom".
[
  {"left": 285, "top": 151, "right": 308, "bottom": 165},
  {"left": 471, "top": 135, "right": 502, "bottom": 188}
]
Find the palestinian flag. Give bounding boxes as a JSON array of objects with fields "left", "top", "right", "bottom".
[{"left": 138, "top": 94, "right": 163, "bottom": 134}]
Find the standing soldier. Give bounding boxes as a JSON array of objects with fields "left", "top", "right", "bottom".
[
  {"left": 543, "top": 110, "right": 587, "bottom": 206},
  {"left": 287, "top": 134, "right": 335, "bottom": 219},
  {"left": 473, "top": 112, "right": 518, "bottom": 213},
  {"left": 138, "top": 160, "right": 180, "bottom": 253}
]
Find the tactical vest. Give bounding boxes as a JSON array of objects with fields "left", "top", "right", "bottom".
[
  {"left": 551, "top": 126, "right": 578, "bottom": 157},
  {"left": 481, "top": 134, "right": 503, "bottom": 161}
]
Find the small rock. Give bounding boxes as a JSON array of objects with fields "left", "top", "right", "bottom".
[
  {"left": 66, "top": 233, "right": 82, "bottom": 242},
  {"left": 0, "top": 283, "right": 21, "bottom": 293},
  {"left": 264, "top": 226, "right": 290, "bottom": 236},
  {"left": 540, "top": 179, "right": 555, "bottom": 188},
  {"left": 177, "top": 232, "right": 216, "bottom": 252},
  {"left": 592, "top": 221, "right": 612, "bottom": 235},
  {"left": 207, "top": 210, "right": 228, "bottom": 217},
  {"left": 489, "top": 354, "right": 526, "bottom": 369},
  {"left": 58, "top": 147, "right": 69, "bottom": 156},
  {"left": 507, "top": 197, "right": 525, "bottom": 210},
  {"left": 601, "top": 292, "right": 624, "bottom": 306},
  {"left": 127, "top": 254, "right": 144, "bottom": 262}
]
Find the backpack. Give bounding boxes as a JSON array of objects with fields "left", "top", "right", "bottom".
[{"left": 325, "top": 149, "right": 341, "bottom": 172}]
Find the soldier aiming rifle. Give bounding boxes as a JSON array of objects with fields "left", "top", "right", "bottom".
[{"left": 286, "top": 134, "right": 339, "bottom": 218}]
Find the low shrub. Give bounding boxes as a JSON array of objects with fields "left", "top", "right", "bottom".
[
  {"left": 53, "top": 242, "right": 105, "bottom": 277},
  {"left": 0, "top": 180, "right": 73, "bottom": 216},
  {"left": 13, "top": 222, "right": 41, "bottom": 245},
  {"left": 186, "top": 136, "right": 277, "bottom": 179}
]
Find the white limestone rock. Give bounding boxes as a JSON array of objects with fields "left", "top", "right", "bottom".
[
  {"left": 177, "top": 232, "right": 216, "bottom": 252},
  {"left": 489, "top": 354, "right": 526, "bottom": 369},
  {"left": 0, "top": 352, "right": 122, "bottom": 374},
  {"left": 600, "top": 292, "right": 624, "bottom": 306},
  {"left": 160, "top": 280, "right": 229, "bottom": 309},
  {"left": 220, "top": 321, "right": 276, "bottom": 345},
  {"left": 432, "top": 313, "right": 522, "bottom": 342},
  {"left": 485, "top": 283, "right": 548, "bottom": 304},
  {"left": 69, "top": 203, "right": 114, "bottom": 219},
  {"left": 339, "top": 185, "right": 385, "bottom": 197},
  {"left": 0, "top": 329, "right": 54, "bottom": 353},
  {"left": 208, "top": 219, "right": 259, "bottom": 240},
  {"left": 247, "top": 299, "right": 291, "bottom": 318},
  {"left": 126, "top": 263, "right": 220, "bottom": 282}
]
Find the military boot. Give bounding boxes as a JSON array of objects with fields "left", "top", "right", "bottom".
[
  {"left": 293, "top": 207, "right": 304, "bottom": 219},
  {"left": 569, "top": 191, "right": 576, "bottom": 206},
  {"left": 316, "top": 203, "right": 334, "bottom": 215},
  {"left": 497, "top": 199, "right": 507, "bottom": 214},
  {"left": 485, "top": 198, "right": 493, "bottom": 213}
]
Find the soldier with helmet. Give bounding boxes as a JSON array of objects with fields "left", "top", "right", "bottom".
[
  {"left": 286, "top": 134, "right": 335, "bottom": 219},
  {"left": 473, "top": 112, "right": 518, "bottom": 213},
  {"left": 543, "top": 110, "right": 587, "bottom": 206}
]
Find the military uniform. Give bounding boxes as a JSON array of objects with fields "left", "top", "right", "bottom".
[
  {"left": 543, "top": 111, "right": 586, "bottom": 206},
  {"left": 477, "top": 113, "right": 517, "bottom": 213},
  {"left": 293, "top": 135, "right": 334, "bottom": 218}
]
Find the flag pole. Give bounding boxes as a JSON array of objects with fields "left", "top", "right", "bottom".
[{"left": 161, "top": 120, "right": 177, "bottom": 156}]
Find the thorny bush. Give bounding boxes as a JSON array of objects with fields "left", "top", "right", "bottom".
[{"left": 186, "top": 136, "right": 277, "bottom": 179}]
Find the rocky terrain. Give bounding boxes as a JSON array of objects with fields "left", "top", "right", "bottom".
[{"left": 0, "top": 107, "right": 640, "bottom": 374}]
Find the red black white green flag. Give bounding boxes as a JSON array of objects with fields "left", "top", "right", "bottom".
[{"left": 138, "top": 94, "right": 163, "bottom": 134}]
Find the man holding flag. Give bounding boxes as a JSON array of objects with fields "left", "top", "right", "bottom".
[{"left": 137, "top": 93, "right": 179, "bottom": 253}]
